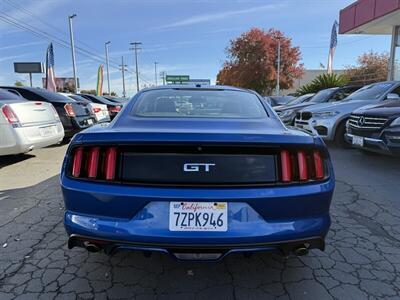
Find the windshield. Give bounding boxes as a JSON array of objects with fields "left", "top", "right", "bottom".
[
  {"left": 0, "top": 89, "right": 22, "bottom": 100},
  {"left": 68, "top": 94, "right": 90, "bottom": 103},
  {"left": 286, "top": 94, "right": 313, "bottom": 106},
  {"left": 133, "top": 89, "right": 267, "bottom": 118},
  {"left": 346, "top": 83, "right": 395, "bottom": 100},
  {"left": 309, "top": 89, "right": 336, "bottom": 103}
]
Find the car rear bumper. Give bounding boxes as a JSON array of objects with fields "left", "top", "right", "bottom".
[
  {"left": 0, "top": 122, "right": 64, "bottom": 156},
  {"left": 61, "top": 176, "right": 334, "bottom": 260}
]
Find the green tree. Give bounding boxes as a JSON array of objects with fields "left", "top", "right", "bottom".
[
  {"left": 297, "top": 73, "right": 348, "bottom": 95},
  {"left": 216, "top": 28, "right": 304, "bottom": 95},
  {"left": 344, "top": 51, "right": 389, "bottom": 85},
  {"left": 15, "top": 80, "right": 24, "bottom": 86},
  {"left": 80, "top": 89, "right": 97, "bottom": 95}
]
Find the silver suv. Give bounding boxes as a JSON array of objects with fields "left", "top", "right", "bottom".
[{"left": 295, "top": 81, "right": 400, "bottom": 146}]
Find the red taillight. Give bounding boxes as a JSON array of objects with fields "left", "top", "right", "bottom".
[
  {"left": 70, "top": 146, "right": 118, "bottom": 181},
  {"left": 297, "top": 150, "right": 308, "bottom": 181},
  {"left": 87, "top": 147, "right": 100, "bottom": 178},
  {"left": 34, "top": 102, "right": 42, "bottom": 105},
  {"left": 280, "top": 149, "right": 325, "bottom": 183},
  {"left": 280, "top": 150, "right": 292, "bottom": 182},
  {"left": 64, "top": 104, "right": 76, "bottom": 117},
  {"left": 313, "top": 150, "right": 324, "bottom": 179},
  {"left": 72, "top": 147, "right": 83, "bottom": 177},
  {"left": 1, "top": 104, "right": 19, "bottom": 124},
  {"left": 104, "top": 147, "right": 117, "bottom": 180},
  {"left": 92, "top": 107, "right": 101, "bottom": 113},
  {"left": 108, "top": 106, "right": 121, "bottom": 113}
]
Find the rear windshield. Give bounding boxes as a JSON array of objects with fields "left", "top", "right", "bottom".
[
  {"left": 346, "top": 83, "right": 395, "bottom": 101},
  {"left": 132, "top": 89, "right": 267, "bottom": 118},
  {"left": 0, "top": 89, "right": 22, "bottom": 100}
]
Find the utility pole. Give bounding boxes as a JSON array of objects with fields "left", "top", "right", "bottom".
[
  {"left": 276, "top": 39, "right": 281, "bottom": 96},
  {"left": 119, "top": 56, "right": 127, "bottom": 98},
  {"left": 130, "top": 42, "right": 142, "bottom": 92},
  {"left": 105, "top": 41, "right": 111, "bottom": 95},
  {"left": 154, "top": 62, "right": 158, "bottom": 86},
  {"left": 160, "top": 71, "right": 166, "bottom": 85},
  {"left": 68, "top": 14, "right": 78, "bottom": 93}
]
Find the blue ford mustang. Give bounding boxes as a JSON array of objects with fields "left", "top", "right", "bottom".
[{"left": 61, "top": 85, "right": 334, "bottom": 261}]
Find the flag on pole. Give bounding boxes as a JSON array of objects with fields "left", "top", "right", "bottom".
[
  {"left": 96, "top": 65, "right": 104, "bottom": 96},
  {"left": 45, "top": 43, "right": 57, "bottom": 92},
  {"left": 327, "top": 21, "right": 338, "bottom": 74}
]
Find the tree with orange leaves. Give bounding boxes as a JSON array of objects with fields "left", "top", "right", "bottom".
[{"left": 216, "top": 28, "right": 304, "bottom": 95}]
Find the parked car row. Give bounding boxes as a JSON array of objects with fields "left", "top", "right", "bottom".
[
  {"left": 273, "top": 81, "right": 400, "bottom": 156},
  {"left": 0, "top": 86, "right": 127, "bottom": 156}
]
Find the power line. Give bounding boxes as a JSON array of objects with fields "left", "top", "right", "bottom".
[{"left": 0, "top": 12, "right": 152, "bottom": 85}]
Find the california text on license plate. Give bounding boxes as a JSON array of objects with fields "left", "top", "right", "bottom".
[{"left": 169, "top": 202, "right": 228, "bottom": 232}]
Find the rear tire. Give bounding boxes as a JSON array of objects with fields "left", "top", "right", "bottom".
[{"left": 334, "top": 120, "right": 351, "bottom": 148}]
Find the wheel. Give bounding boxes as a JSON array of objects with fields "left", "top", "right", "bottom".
[{"left": 334, "top": 121, "right": 351, "bottom": 148}]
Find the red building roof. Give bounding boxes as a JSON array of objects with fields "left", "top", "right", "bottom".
[{"left": 339, "top": 0, "right": 400, "bottom": 34}]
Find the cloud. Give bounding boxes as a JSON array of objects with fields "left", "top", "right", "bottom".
[
  {"left": 157, "top": 4, "right": 283, "bottom": 30},
  {"left": 0, "top": 41, "right": 46, "bottom": 51},
  {"left": 0, "top": 54, "right": 28, "bottom": 63}
]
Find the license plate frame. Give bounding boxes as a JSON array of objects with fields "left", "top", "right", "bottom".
[
  {"left": 169, "top": 202, "right": 228, "bottom": 232},
  {"left": 39, "top": 125, "right": 56, "bottom": 137},
  {"left": 352, "top": 135, "right": 364, "bottom": 147}
]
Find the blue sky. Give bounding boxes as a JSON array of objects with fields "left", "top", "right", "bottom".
[{"left": 0, "top": 0, "right": 392, "bottom": 96}]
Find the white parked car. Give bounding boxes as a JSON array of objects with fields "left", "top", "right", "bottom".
[
  {"left": 0, "top": 89, "right": 64, "bottom": 156},
  {"left": 60, "top": 93, "right": 111, "bottom": 123}
]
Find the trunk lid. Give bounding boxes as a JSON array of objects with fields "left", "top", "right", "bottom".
[{"left": 9, "top": 101, "right": 58, "bottom": 125}]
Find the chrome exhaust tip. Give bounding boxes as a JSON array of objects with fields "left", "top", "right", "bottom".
[
  {"left": 83, "top": 241, "right": 101, "bottom": 253},
  {"left": 293, "top": 244, "right": 309, "bottom": 256}
]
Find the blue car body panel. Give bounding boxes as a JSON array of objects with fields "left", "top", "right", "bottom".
[{"left": 61, "top": 85, "right": 335, "bottom": 260}]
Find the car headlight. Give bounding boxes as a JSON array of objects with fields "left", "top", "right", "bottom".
[
  {"left": 390, "top": 117, "right": 400, "bottom": 126},
  {"left": 279, "top": 109, "right": 294, "bottom": 118},
  {"left": 312, "top": 111, "right": 340, "bottom": 118}
]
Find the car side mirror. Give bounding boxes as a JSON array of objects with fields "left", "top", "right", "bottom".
[{"left": 386, "top": 93, "right": 400, "bottom": 100}]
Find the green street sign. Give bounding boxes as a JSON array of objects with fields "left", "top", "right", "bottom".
[{"left": 166, "top": 75, "right": 190, "bottom": 82}]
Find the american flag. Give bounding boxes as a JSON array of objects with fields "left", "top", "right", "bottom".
[
  {"left": 327, "top": 21, "right": 338, "bottom": 74},
  {"left": 45, "top": 43, "right": 57, "bottom": 92}
]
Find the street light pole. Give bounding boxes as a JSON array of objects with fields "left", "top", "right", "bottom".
[
  {"left": 68, "top": 14, "right": 78, "bottom": 93},
  {"left": 105, "top": 41, "right": 111, "bottom": 95},
  {"left": 130, "top": 42, "right": 142, "bottom": 92},
  {"left": 119, "top": 56, "right": 127, "bottom": 98},
  {"left": 276, "top": 39, "right": 281, "bottom": 96},
  {"left": 154, "top": 61, "right": 158, "bottom": 86}
]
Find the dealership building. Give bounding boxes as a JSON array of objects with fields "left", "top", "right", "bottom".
[{"left": 339, "top": 0, "right": 400, "bottom": 80}]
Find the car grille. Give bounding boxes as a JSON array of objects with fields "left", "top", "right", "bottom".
[
  {"left": 296, "top": 112, "right": 312, "bottom": 120},
  {"left": 348, "top": 114, "right": 388, "bottom": 130}
]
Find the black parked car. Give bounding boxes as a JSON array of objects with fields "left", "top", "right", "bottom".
[
  {"left": 346, "top": 98, "right": 400, "bottom": 156},
  {"left": 2, "top": 87, "right": 95, "bottom": 137},
  {"left": 78, "top": 94, "right": 122, "bottom": 120}
]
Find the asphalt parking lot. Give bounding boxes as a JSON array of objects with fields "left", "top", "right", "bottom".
[{"left": 0, "top": 144, "right": 400, "bottom": 300}]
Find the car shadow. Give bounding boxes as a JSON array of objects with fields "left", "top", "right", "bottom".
[{"left": 0, "top": 153, "right": 36, "bottom": 169}]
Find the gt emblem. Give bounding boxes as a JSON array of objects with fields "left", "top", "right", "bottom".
[{"left": 183, "top": 163, "right": 215, "bottom": 172}]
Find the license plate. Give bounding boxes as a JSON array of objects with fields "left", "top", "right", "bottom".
[
  {"left": 87, "top": 119, "right": 94, "bottom": 125},
  {"left": 169, "top": 202, "right": 228, "bottom": 232},
  {"left": 352, "top": 135, "right": 364, "bottom": 146},
  {"left": 39, "top": 125, "right": 56, "bottom": 137}
]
